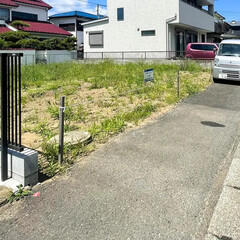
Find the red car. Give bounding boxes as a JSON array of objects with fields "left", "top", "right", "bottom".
[{"left": 185, "top": 43, "right": 218, "bottom": 60}]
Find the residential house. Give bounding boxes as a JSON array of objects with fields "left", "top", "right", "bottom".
[
  {"left": 207, "top": 12, "right": 231, "bottom": 43},
  {"left": 222, "top": 20, "right": 240, "bottom": 39},
  {"left": 49, "top": 11, "right": 103, "bottom": 47},
  {"left": 82, "top": 0, "right": 215, "bottom": 59},
  {"left": 0, "top": 0, "right": 71, "bottom": 38}
]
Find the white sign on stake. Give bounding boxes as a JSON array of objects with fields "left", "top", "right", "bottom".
[{"left": 144, "top": 69, "right": 154, "bottom": 82}]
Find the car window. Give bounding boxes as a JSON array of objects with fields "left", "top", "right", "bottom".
[
  {"left": 202, "top": 44, "right": 215, "bottom": 51},
  {"left": 191, "top": 44, "right": 202, "bottom": 50},
  {"left": 218, "top": 44, "right": 240, "bottom": 57}
]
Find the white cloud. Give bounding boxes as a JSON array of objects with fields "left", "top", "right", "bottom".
[{"left": 45, "top": 0, "right": 107, "bottom": 16}]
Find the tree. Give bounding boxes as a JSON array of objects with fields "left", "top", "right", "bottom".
[
  {"left": 0, "top": 38, "right": 6, "bottom": 49},
  {"left": 17, "top": 39, "right": 43, "bottom": 50},
  {"left": 10, "top": 20, "right": 30, "bottom": 30},
  {"left": 61, "top": 37, "right": 78, "bottom": 50},
  {"left": 0, "top": 31, "right": 77, "bottom": 50},
  {"left": 1, "top": 31, "right": 30, "bottom": 42},
  {"left": 42, "top": 37, "right": 63, "bottom": 50}
]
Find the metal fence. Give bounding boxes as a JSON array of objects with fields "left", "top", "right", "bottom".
[
  {"left": 84, "top": 51, "right": 186, "bottom": 60},
  {"left": 1, "top": 53, "right": 23, "bottom": 181},
  {"left": 20, "top": 52, "right": 80, "bottom": 65}
]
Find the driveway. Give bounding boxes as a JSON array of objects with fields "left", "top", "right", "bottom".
[{"left": 1, "top": 83, "right": 240, "bottom": 240}]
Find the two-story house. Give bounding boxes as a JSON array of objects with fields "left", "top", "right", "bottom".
[
  {"left": 49, "top": 11, "right": 104, "bottom": 48},
  {"left": 207, "top": 12, "right": 231, "bottom": 43},
  {"left": 224, "top": 20, "right": 240, "bottom": 39},
  {"left": 0, "top": 0, "right": 71, "bottom": 38},
  {"left": 82, "top": 0, "right": 214, "bottom": 59}
]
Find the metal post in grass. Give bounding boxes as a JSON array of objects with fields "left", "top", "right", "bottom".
[
  {"left": 177, "top": 70, "right": 180, "bottom": 98},
  {"left": 210, "top": 66, "right": 212, "bottom": 82},
  {"left": 59, "top": 96, "right": 65, "bottom": 165}
]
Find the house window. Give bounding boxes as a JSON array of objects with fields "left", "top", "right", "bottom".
[
  {"left": 0, "top": 8, "right": 10, "bottom": 21},
  {"left": 59, "top": 23, "right": 75, "bottom": 32},
  {"left": 117, "top": 8, "right": 124, "bottom": 21},
  {"left": 141, "top": 30, "right": 156, "bottom": 36},
  {"left": 12, "top": 11, "right": 38, "bottom": 21},
  {"left": 89, "top": 31, "right": 104, "bottom": 47}
]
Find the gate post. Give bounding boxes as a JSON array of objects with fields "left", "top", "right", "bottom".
[{"left": 1, "top": 54, "right": 8, "bottom": 181}]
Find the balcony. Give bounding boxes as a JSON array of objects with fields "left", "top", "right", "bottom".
[
  {"left": 180, "top": 0, "right": 214, "bottom": 16},
  {"left": 178, "top": 0, "right": 214, "bottom": 32}
]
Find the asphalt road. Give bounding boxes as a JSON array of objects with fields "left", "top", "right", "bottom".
[{"left": 1, "top": 82, "right": 240, "bottom": 240}]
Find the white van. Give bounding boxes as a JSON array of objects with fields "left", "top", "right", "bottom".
[{"left": 213, "top": 39, "right": 240, "bottom": 82}]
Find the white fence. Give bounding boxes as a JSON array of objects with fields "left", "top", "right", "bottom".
[
  {"left": 0, "top": 50, "right": 36, "bottom": 65},
  {"left": 0, "top": 50, "right": 78, "bottom": 65},
  {"left": 36, "top": 50, "right": 77, "bottom": 64}
]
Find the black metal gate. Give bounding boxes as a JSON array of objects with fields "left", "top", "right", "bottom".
[{"left": 0, "top": 53, "right": 23, "bottom": 181}]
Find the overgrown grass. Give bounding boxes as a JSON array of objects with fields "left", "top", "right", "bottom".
[
  {"left": 22, "top": 60, "right": 204, "bottom": 97},
  {"left": 21, "top": 60, "right": 211, "bottom": 177}
]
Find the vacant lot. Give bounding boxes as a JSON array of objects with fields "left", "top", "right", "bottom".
[{"left": 21, "top": 60, "right": 211, "bottom": 176}]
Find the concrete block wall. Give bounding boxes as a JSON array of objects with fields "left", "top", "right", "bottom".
[{"left": 0, "top": 147, "right": 39, "bottom": 187}]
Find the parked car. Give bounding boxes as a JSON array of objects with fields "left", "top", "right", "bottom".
[
  {"left": 213, "top": 39, "right": 240, "bottom": 82},
  {"left": 185, "top": 43, "right": 218, "bottom": 60}
]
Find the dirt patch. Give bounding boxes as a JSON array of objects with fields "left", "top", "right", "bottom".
[{"left": 22, "top": 132, "right": 42, "bottom": 150}]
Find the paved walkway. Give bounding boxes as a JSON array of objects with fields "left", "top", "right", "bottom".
[{"left": 1, "top": 83, "right": 240, "bottom": 240}]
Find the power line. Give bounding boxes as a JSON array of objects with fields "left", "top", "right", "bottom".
[{"left": 78, "top": 0, "right": 107, "bottom": 7}]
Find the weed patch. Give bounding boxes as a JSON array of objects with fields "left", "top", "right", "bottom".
[{"left": 21, "top": 61, "right": 211, "bottom": 176}]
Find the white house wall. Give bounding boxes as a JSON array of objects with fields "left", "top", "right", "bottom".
[
  {"left": 84, "top": 0, "right": 179, "bottom": 53},
  {"left": 83, "top": 0, "right": 214, "bottom": 55},
  {"left": 12, "top": 5, "right": 48, "bottom": 21},
  {"left": 50, "top": 17, "right": 76, "bottom": 26}
]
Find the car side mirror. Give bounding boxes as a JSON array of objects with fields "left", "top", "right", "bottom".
[{"left": 213, "top": 48, "right": 217, "bottom": 53}]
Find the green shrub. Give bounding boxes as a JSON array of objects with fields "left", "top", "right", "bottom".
[
  {"left": 42, "top": 37, "right": 64, "bottom": 50},
  {"left": 0, "top": 38, "right": 6, "bottom": 49},
  {"left": 17, "top": 39, "right": 43, "bottom": 50},
  {"left": 0, "top": 32, "right": 77, "bottom": 50},
  {"left": 61, "top": 37, "right": 78, "bottom": 50},
  {"left": 1, "top": 31, "right": 30, "bottom": 42}
]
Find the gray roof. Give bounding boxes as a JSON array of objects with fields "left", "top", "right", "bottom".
[{"left": 227, "top": 21, "right": 240, "bottom": 27}]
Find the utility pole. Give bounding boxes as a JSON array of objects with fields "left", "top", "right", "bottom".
[{"left": 97, "top": 4, "right": 100, "bottom": 16}]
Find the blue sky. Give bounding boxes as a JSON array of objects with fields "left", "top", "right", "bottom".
[
  {"left": 46, "top": 0, "right": 107, "bottom": 16},
  {"left": 215, "top": 0, "right": 240, "bottom": 21},
  {"left": 46, "top": 0, "right": 239, "bottom": 22}
]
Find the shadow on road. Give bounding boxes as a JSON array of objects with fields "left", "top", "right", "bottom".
[
  {"left": 201, "top": 121, "right": 226, "bottom": 128},
  {"left": 214, "top": 79, "right": 240, "bottom": 86}
]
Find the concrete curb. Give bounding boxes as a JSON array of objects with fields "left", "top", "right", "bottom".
[{"left": 206, "top": 143, "right": 240, "bottom": 239}]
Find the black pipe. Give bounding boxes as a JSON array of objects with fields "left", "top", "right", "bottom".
[{"left": 1, "top": 54, "right": 8, "bottom": 181}]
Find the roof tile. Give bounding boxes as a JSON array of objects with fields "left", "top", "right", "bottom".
[
  {"left": 0, "top": 0, "right": 52, "bottom": 9},
  {"left": 14, "top": 0, "right": 52, "bottom": 9},
  {"left": 22, "top": 21, "right": 72, "bottom": 36},
  {"left": 0, "top": 0, "right": 18, "bottom": 7},
  {"left": 0, "top": 26, "right": 12, "bottom": 33}
]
